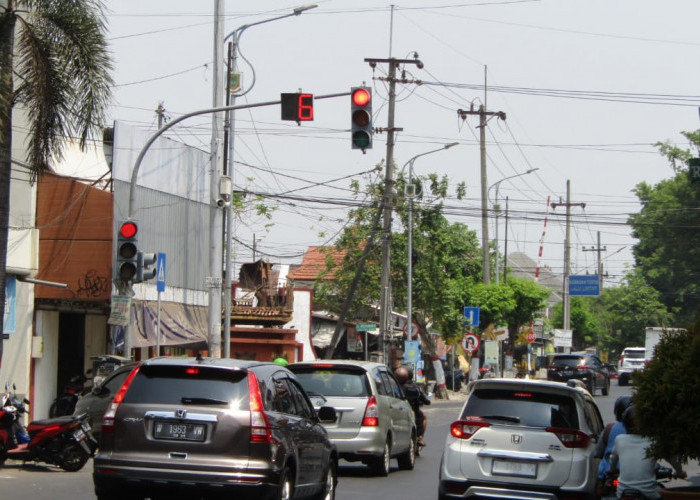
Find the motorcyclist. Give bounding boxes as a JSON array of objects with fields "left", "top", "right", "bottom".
[
  {"left": 609, "top": 406, "right": 685, "bottom": 499},
  {"left": 596, "top": 395, "right": 633, "bottom": 487},
  {"left": 394, "top": 366, "right": 430, "bottom": 447}
]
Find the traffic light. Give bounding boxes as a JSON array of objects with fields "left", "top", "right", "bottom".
[
  {"left": 351, "top": 87, "right": 372, "bottom": 150},
  {"left": 115, "top": 220, "right": 138, "bottom": 282},
  {"left": 281, "top": 93, "right": 314, "bottom": 122},
  {"left": 136, "top": 252, "right": 157, "bottom": 283}
]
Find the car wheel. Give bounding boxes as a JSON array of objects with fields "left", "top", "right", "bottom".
[
  {"left": 586, "top": 379, "right": 595, "bottom": 395},
  {"left": 276, "top": 467, "right": 293, "bottom": 500},
  {"left": 619, "top": 375, "right": 627, "bottom": 386},
  {"left": 602, "top": 377, "right": 610, "bottom": 396},
  {"left": 312, "top": 460, "right": 337, "bottom": 500},
  {"left": 397, "top": 433, "right": 416, "bottom": 470},
  {"left": 370, "top": 439, "right": 391, "bottom": 476}
]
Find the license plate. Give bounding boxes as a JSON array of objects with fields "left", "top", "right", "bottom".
[
  {"left": 81, "top": 422, "right": 91, "bottom": 433},
  {"left": 492, "top": 459, "right": 537, "bottom": 478},
  {"left": 154, "top": 422, "right": 206, "bottom": 442},
  {"left": 73, "top": 428, "right": 86, "bottom": 442}
]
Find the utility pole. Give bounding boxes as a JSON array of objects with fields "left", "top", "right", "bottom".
[
  {"left": 208, "top": 0, "right": 225, "bottom": 358},
  {"left": 551, "top": 180, "right": 585, "bottom": 331},
  {"left": 458, "top": 105, "right": 506, "bottom": 284},
  {"left": 583, "top": 231, "right": 607, "bottom": 290},
  {"left": 365, "top": 55, "right": 423, "bottom": 363}
]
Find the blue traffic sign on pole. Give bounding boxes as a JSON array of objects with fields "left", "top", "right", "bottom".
[
  {"left": 569, "top": 274, "right": 600, "bottom": 296},
  {"left": 463, "top": 306, "right": 480, "bottom": 327},
  {"left": 156, "top": 252, "right": 166, "bottom": 292}
]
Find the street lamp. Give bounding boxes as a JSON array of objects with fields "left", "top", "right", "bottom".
[
  {"left": 487, "top": 168, "right": 538, "bottom": 283},
  {"left": 221, "top": 4, "right": 317, "bottom": 359},
  {"left": 402, "top": 143, "right": 459, "bottom": 336}
]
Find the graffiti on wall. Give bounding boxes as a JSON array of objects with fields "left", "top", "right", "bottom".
[{"left": 76, "top": 269, "right": 110, "bottom": 298}]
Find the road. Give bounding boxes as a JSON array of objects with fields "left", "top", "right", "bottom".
[{"left": 1, "top": 381, "right": 694, "bottom": 499}]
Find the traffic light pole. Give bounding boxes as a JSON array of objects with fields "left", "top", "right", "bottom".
[{"left": 365, "top": 56, "right": 423, "bottom": 363}]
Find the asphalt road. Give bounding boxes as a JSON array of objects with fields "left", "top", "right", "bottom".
[{"left": 2, "top": 380, "right": 696, "bottom": 499}]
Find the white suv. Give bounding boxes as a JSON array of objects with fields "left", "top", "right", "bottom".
[
  {"left": 438, "top": 378, "right": 604, "bottom": 500},
  {"left": 618, "top": 346, "right": 646, "bottom": 386}
]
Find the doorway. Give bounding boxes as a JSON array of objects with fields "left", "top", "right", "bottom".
[{"left": 56, "top": 313, "right": 85, "bottom": 396}]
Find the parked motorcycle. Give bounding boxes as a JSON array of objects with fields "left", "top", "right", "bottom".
[
  {"left": 49, "top": 372, "right": 90, "bottom": 418},
  {"left": 0, "top": 383, "right": 98, "bottom": 471}
]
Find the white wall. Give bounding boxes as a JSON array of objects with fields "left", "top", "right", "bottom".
[{"left": 33, "top": 310, "right": 59, "bottom": 419}]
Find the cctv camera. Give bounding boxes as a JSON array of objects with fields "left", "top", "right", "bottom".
[{"left": 216, "top": 198, "right": 229, "bottom": 208}]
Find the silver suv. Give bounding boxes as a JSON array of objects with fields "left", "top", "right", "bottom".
[
  {"left": 439, "top": 378, "right": 604, "bottom": 500},
  {"left": 288, "top": 360, "right": 417, "bottom": 476},
  {"left": 93, "top": 356, "right": 338, "bottom": 500},
  {"left": 617, "top": 346, "right": 646, "bottom": 386}
]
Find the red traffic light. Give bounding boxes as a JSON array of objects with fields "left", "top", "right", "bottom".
[
  {"left": 351, "top": 88, "right": 371, "bottom": 107},
  {"left": 119, "top": 221, "right": 137, "bottom": 239}
]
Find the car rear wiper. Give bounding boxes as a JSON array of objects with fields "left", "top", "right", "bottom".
[
  {"left": 480, "top": 415, "right": 521, "bottom": 423},
  {"left": 181, "top": 397, "right": 229, "bottom": 405}
]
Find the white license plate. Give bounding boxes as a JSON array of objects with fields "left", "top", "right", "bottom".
[
  {"left": 154, "top": 422, "right": 206, "bottom": 442},
  {"left": 73, "top": 428, "right": 86, "bottom": 442},
  {"left": 492, "top": 459, "right": 537, "bottom": 478}
]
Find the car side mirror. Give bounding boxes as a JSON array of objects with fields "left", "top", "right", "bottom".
[{"left": 317, "top": 406, "right": 337, "bottom": 423}]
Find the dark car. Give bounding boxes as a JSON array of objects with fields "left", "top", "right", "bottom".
[
  {"left": 73, "top": 362, "right": 137, "bottom": 441},
  {"left": 93, "top": 356, "right": 338, "bottom": 500},
  {"left": 547, "top": 353, "right": 610, "bottom": 396}
]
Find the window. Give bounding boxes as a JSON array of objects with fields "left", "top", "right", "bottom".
[
  {"left": 293, "top": 368, "right": 369, "bottom": 397},
  {"left": 373, "top": 370, "right": 391, "bottom": 396},
  {"left": 287, "top": 379, "right": 315, "bottom": 419},
  {"left": 463, "top": 389, "right": 580, "bottom": 429},
  {"left": 272, "top": 377, "right": 297, "bottom": 415},
  {"left": 381, "top": 371, "right": 403, "bottom": 399},
  {"left": 123, "top": 365, "right": 247, "bottom": 406}
]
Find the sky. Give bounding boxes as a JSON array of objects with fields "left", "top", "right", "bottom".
[{"left": 103, "top": 0, "right": 700, "bottom": 288}]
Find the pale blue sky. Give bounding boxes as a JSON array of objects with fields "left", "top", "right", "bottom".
[{"left": 104, "top": 0, "right": 700, "bottom": 286}]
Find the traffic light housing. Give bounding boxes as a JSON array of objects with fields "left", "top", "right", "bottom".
[
  {"left": 281, "top": 93, "right": 314, "bottom": 122},
  {"left": 351, "top": 87, "right": 372, "bottom": 151},
  {"left": 115, "top": 220, "right": 138, "bottom": 282},
  {"left": 137, "top": 252, "right": 157, "bottom": 283}
]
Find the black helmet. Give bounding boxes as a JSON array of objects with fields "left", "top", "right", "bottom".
[
  {"left": 614, "top": 395, "right": 633, "bottom": 422},
  {"left": 622, "top": 405, "right": 635, "bottom": 432}
]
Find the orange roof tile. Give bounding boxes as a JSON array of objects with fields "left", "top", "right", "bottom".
[{"left": 288, "top": 246, "right": 346, "bottom": 281}]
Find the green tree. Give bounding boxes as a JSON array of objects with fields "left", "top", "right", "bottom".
[
  {"left": 0, "top": 0, "right": 113, "bottom": 366},
  {"left": 591, "top": 268, "right": 671, "bottom": 356},
  {"left": 551, "top": 297, "right": 603, "bottom": 349},
  {"left": 629, "top": 130, "right": 700, "bottom": 325}
]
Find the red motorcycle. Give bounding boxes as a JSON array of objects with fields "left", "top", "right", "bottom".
[{"left": 0, "top": 383, "right": 98, "bottom": 471}]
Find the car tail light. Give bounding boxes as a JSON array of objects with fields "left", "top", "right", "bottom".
[
  {"left": 450, "top": 418, "right": 490, "bottom": 439},
  {"left": 547, "top": 365, "right": 558, "bottom": 370},
  {"left": 575, "top": 365, "right": 589, "bottom": 370},
  {"left": 546, "top": 427, "right": 590, "bottom": 448},
  {"left": 247, "top": 371, "right": 271, "bottom": 443},
  {"left": 619, "top": 355, "right": 625, "bottom": 364},
  {"left": 102, "top": 364, "right": 141, "bottom": 434},
  {"left": 362, "top": 395, "right": 379, "bottom": 426}
]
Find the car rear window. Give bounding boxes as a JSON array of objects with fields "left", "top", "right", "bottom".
[
  {"left": 292, "top": 367, "right": 370, "bottom": 397},
  {"left": 551, "top": 356, "right": 584, "bottom": 368},
  {"left": 462, "top": 388, "right": 580, "bottom": 429},
  {"left": 623, "top": 350, "right": 645, "bottom": 359},
  {"left": 122, "top": 365, "right": 248, "bottom": 406}
]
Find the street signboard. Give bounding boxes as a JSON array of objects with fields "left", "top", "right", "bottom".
[
  {"left": 553, "top": 329, "right": 573, "bottom": 348},
  {"left": 569, "top": 274, "right": 600, "bottom": 296},
  {"left": 526, "top": 330, "right": 536, "bottom": 343},
  {"left": 108, "top": 295, "right": 131, "bottom": 326},
  {"left": 156, "top": 252, "right": 166, "bottom": 292},
  {"left": 463, "top": 306, "right": 480, "bottom": 327},
  {"left": 689, "top": 158, "right": 700, "bottom": 183},
  {"left": 356, "top": 323, "right": 376, "bottom": 332},
  {"left": 462, "top": 333, "right": 480, "bottom": 353}
]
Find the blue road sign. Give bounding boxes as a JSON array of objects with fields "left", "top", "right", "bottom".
[
  {"left": 463, "top": 306, "right": 480, "bottom": 327},
  {"left": 156, "top": 252, "right": 166, "bottom": 292},
  {"left": 569, "top": 274, "right": 600, "bottom": 296}
]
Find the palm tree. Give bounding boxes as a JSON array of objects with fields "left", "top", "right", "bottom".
[{"left": 0, "top": 0, "right": 113, "bottom": 366}]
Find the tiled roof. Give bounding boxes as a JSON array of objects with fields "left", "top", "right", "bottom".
[{"left": 288, "top": 246, "right": 346, "bottom": 281}]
